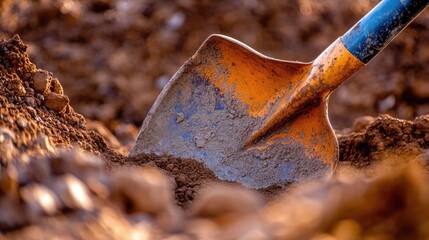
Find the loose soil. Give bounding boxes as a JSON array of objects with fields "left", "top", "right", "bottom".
[{"left": 1, "top": 0, "right": 429, "bottom": 239}]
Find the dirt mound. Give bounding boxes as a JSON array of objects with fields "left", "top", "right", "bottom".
[
  {"left": 339, "top": 115, "right": 429, "bottom": 167},
  {"left": 0, "top": 36, "right": 125, "bottom": 166}
]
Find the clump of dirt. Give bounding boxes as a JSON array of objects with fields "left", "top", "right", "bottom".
[
  {"left": 339, "top": 114, "right": 429, "bottom": 167},
  {"left": 126, "top": 154, "right": 219, "bottom": 208},
  {"left": 0, "top": 35, "right": 124, "bottom": 166}
]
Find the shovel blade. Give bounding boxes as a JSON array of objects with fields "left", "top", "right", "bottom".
[{"left": 130, "top": 35, "right": 337, "bottom": 188}]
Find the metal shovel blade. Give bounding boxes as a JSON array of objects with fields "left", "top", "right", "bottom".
[{"left": 130, "top": 35, "right": 338, "bottom": 189}]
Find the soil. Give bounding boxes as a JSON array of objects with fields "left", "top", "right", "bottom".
[{"left": 1, "top": 0, "right": 429, "bottom": 239}]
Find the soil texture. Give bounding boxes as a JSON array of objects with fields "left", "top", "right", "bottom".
[{"left": 1, "top": 0, "right": 429, "bottom": 239}]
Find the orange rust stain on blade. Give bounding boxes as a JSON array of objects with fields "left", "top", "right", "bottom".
[
  {"left": 249, "top": 39, "right": 365, "bottom": 143},
  {"left": 287, "top": 101, "right": 337, "bottom": 165},
  {"left": 196, "top": 37, "right": 310, "bottom": 117},
  {"left": 249, "top": 102, "right": 336, "bottom": 166}
]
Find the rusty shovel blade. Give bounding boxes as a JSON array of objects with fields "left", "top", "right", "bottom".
[
  {"left": 130, "top": 35, "right": 363, "bottom": 189},
  {"left": 130, "top": 0, "right": 429, "bottom": 188}
]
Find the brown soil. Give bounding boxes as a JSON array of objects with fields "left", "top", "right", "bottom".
[
  {"left": 1, "top": 0, "right": 429, "bottom": 239},
  {"left": 339, "top": 115, "right": 429, "bottom": 166},
  {"left": 126, "top": 154, "right": 219, "bottom": 208}
]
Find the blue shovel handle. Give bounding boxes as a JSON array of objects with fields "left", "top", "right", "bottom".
[{"left": 341, "top": 0, "right": 429, "bottom": 63}]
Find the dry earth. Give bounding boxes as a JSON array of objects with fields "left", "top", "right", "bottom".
[{"left": 1, "top": 0, "right": 429, "bottom": 239}]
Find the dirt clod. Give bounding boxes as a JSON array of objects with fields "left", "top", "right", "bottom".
[
  {"left": 339, "top": 115, "right": 429, "bottom": 167},
  {"left": 32, "top": 70, "right": 50, "bottom": 94}
]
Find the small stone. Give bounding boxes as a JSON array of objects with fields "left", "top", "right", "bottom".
[
  {"left": 26, "top": 106, "right": 37, "bottom": 118},
  {"left": 0, "top": 138, "right": 17, "bottom": 165},
  {"left": 20, "top": 183, "right": 60, "bottom": 218},
  {"left": 36, "top": 134, "right": 55, "bottom": 153},
  {"left": 112, "top": 168, "right": 175, "bottom": 214},
  {"left": 51, "top": 78, "right": 64, "bottom": 94},
  {"left": 194, "top": 136, "right": 207, "bottom": 148},
  {"left": 112, "top": 168, "right": 183, "bottom": 231},
  {"left": 176, "top": 112, "right": 185, "bottom": 124},
  {"left": 16, "top": 117, "right": 28, "bottom": 129},
  {"left": 32, "top": 70, "right": 50, "bottom": 93},
  {"left": 25, "top": 97, "right": 36, "bottom": 107},
  {"left": 44, "top": 92, "right": 69, "bottom": 112},
  {"left": 36, "top": 93, "right": 44, "bottom": 101},
  {"left": 191, "top": 184, "right": 262, "bottom": 220},
  {"left": 51, "top": 174, "right": 94, "bottom": 211},
  {"left": 0, "top": 127, "right": 16, "bottom": 143}
]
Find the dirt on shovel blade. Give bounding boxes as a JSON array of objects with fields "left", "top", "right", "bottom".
[{"left": 1, "top": 0, "right": 429, "bottom": 239}]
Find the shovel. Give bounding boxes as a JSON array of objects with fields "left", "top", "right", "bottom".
[{"left": 130, "top": 0, "right": 429, "bottom": 189}]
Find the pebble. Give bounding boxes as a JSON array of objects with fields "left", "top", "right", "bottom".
[
  {"left": 0, "top": 128, "right": 17, "bottom": 164},
  {"left": 26, "top": 106, "right": 37, "bottom": 118},
  {"left": 112, "top": 167, "right": 184, "bottom": 232},
  {"left": 32, "top": 70, "right": 50, "bottom": 93},
  {"left": 44, "top": 92, "right": 69, "bottom": 112},
  {"left": 20, "top": 183, "right": 60, "bottom": 218},
  {"left": 191, "top": 184, "right": 262, "bottom": 220},
  {"left": 50, "top": 78, "right": 64, "bottom": 94},
  {"left": 176, "top": 112, "right": 185, "bottom": 124},
  {"left": 51, "top": 174, "right": 94, "bottom": 211},
  {"left": 16, "top": 117, "right": 28, "bottom": 129},
  {"left": 112, "top": 168, "right": 175, "bottom": 215},
  {"left": 0, "top": 127, "right": 16, "bottom": 143},
  {"left": 25, "top": 97, "right": 36, "bottom": 107}
]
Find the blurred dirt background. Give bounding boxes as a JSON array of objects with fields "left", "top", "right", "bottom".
[{"left": 1, "top": 0, "right": 429, "bottom": 239}]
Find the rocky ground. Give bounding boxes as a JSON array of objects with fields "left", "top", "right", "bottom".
[{"left": 1, "top": 0, "right": 429, "bottom": 239}]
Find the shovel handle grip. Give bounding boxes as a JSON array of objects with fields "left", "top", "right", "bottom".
[{"left": 341, "top": 0, "right": 429, "bottom": 64}]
